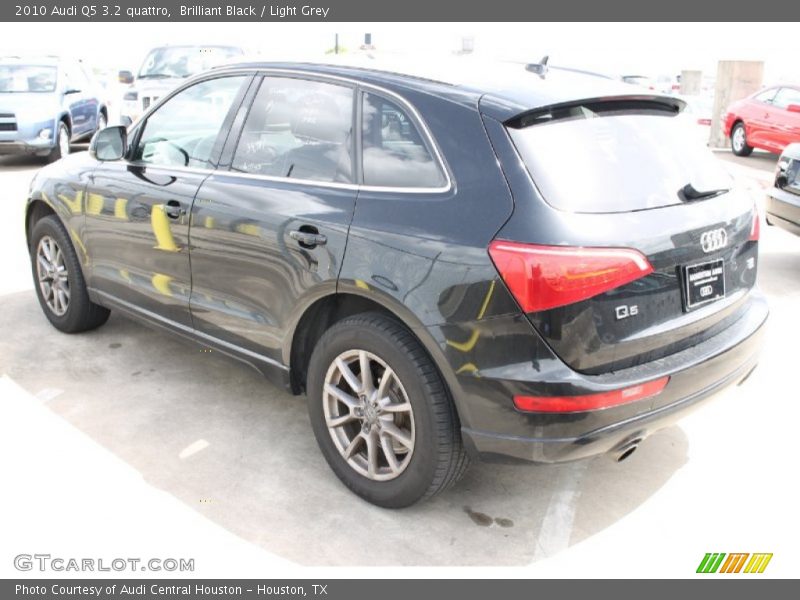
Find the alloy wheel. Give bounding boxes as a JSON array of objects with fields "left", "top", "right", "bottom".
[
  {"left": 36, "top": 235, "right": 70, "bottom": 316},
  {"left": 58, "top": 126, "right": 70, "bottom": 157},
  {"left": 323, "top": 349, "right": 415, "bottom": 481},
  {"left": 733, "top": 126, "right": 745, "bottom": 152}
]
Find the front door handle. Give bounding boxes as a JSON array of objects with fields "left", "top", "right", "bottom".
[
  {"left": 164, "top": 200, "right": 183, "bottom": 219},
  {"left": 289, "top": 229, "right": 327, "bottom": 248}
]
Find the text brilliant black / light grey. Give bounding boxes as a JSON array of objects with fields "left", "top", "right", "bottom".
[{"left": 180, "top": 5, "right": 331, "bottom": 17}]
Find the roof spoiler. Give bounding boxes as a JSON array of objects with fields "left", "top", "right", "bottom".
[{"left": 505, "top": 95, "right": 687, "bottom": 129}]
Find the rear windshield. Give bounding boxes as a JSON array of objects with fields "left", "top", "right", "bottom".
[{"left": 507, "top": 102, "right": 732, "bottom": 213}]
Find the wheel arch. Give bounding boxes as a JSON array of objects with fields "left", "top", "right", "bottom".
[
  {"left": 286, "top": 286, "right": 465, "bottom": 420},
  {"left": 25, "top": 199, "right": 57, "bottom": 248},
  {"left": 58, "top": 112, "right": 72, "bottom": 133}
]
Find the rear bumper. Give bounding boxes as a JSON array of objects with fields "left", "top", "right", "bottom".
[
  {"left": 460, "top": 290, "right": 768, "bottom": 463},
  {"left": 766, "top": 187, "right": 800, "bottom": 236}
]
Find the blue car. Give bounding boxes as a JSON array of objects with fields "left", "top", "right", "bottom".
[{"left": 0, "top": 56, "right": 107, "bottom": 162}]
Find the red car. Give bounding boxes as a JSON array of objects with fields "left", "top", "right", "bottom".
[{"left": 723, "top": 85, "right": 800, "bottom": 156}]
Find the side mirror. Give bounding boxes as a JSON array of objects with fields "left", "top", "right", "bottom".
[
  {"left": 787, "top": 104, "right": 800, "bottom": 114},
  {"left": 118, "top": 70, "right": 134, "bottom": 85},
  {"left": 90, "top": 125, "right": 127, "bottom": 161}
]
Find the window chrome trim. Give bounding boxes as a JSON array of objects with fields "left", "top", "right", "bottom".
[{"left": 122, "top": 162, "right": 217, "bottom": 177}]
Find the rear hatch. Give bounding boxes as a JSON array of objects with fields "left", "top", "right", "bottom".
[{"left": 489, "top": 98, "right": 760, "bottom": 374}]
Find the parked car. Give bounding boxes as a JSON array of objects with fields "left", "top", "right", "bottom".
[
  {"left": 766, "top": 143, "right": 800, "bottom": 236},
  {"left": 24, "top": 60, "right": 767, "bottom": 508},
  {"left": 723, "top": 85, "right": 800, "bottom": 156},
  {"left": 119, "top": 45, "right": 245, "bottom": 125},
  {"left": 0, "top": 56, "right": 107, "bottom": 161}
]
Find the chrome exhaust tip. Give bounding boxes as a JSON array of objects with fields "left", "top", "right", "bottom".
[{"left": 614, "top": 438, "right": 643, "bottom": 462}]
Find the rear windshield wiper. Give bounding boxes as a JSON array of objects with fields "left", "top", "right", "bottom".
[
  {"left": 137, "top": 73, "right": 173, "bottom": 79},
  {"left": 678, "top": 183, "right": 729, "bottom": 202}
]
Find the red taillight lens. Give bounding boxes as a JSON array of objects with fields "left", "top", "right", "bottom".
[
  {"left": 697, "top": 118, "right": 712, "bottom": 126},
  {"left": 513, "top": 376, "right": 669, "bottom": 413},
  {"left": 488, "top": 241, "right": 654, "bottom": 313},
  {"left": 749, "top": 208, "right": 760, "bottom": 241}
]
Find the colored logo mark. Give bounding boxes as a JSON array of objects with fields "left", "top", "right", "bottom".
[{"left": 697, "top": 553, "right": 773, "bottom": 574}]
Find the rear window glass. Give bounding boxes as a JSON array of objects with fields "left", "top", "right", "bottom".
[
  {"left": 362, "top": 92, "right": 446, "bottom": 188},
  {"left": 507, "top": 103, "right": 733, "bottom": 213}
]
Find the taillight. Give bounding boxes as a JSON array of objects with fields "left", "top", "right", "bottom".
[
  {"left": 697, "top": 118, "right": 712, "bottom": 126},
  {"left": 488, "top": 241, "right": 654, "bottom": 313},
  {"left": 749, "top": 208, "right": 760, "bottom": 241},
  {"left": 513, "top": 376, "right": 669, "bottom": 413}
]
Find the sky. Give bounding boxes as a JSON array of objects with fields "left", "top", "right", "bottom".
[{"left": 0, "top": 22, "right": 796, "bottom": 84}]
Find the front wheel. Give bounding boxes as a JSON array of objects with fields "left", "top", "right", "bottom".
[
  {"left": 30, "top": 215, "right": 110, "bottom": 333},
  {"left": 47, "top": 122, "right": 70, "bottom": 163},
  {"left": 731, "top": 122, "right": 754, "bottom": 157},
  {"left": 306, "top": 313, "right": 469, "bottom": 508},
  {"left": 96, "top": 111, "right": 107, "bottom": 133}
]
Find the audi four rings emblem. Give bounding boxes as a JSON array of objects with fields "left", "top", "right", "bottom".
[{"left": 700, "top": 228, "right": 728, "bottom": 253}]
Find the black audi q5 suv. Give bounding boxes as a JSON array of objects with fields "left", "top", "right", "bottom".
[{"left": 25, "top": 60, "right": 767, "bottom": 507}]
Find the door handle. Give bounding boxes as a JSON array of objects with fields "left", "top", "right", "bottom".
[
  {"left": 164, "top": 200, "right": 183, "bottom": 219},
  {"left": 289, "top": 229, "right": 327, "bottom": 248}
]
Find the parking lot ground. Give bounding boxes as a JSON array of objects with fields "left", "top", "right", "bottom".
[{"left": 1, "top": 151, "right": 798, "bottom": 574}]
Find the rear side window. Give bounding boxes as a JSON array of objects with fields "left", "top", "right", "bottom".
[
  {"left": 232, "top": 77, "right": 354, "bottom": 183},
  {"left": 361, "top": 92, "right": 446, "bottom": 188},
  {"left": 506, "top": 102, "right": 732, "bottom": 213}
]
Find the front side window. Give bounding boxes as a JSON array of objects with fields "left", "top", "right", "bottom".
[
  {"left": 772, "top": 88, "right": 800, "bottom": 110},
  {"left": 133, "top": 76, "right": 246, "bottom": 168},
  {"left": 231, "top": 76, "right": 354, "bottom": 183},
  {"left": 361, "top": 92, "right": 446, "bottom": 188},
  {"left": 63, "top": 63, "right": 89, "bottom": 91}
]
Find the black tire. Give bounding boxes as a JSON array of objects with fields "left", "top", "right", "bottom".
[
  {"left": 29, "top": 215, "right": 110, "bottom": 333},
  {"left": 307, "top": 313, "right": 469, "bottom": 508},
  {"left": 96, "top": 111, "right": 107, "bottom": 133},
  {"left": 731, "top": 122, "right": 754, "bottom": 157},
  {"left": 47, "top": 121, "right": 70, "bottom": 163}
]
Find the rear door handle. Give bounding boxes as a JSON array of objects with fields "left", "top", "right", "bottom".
[
  {"left": 164, "top": 200, "right": 183, "bottom": 219},
  {"left": 289, "top": 229, "right": 327, "bottom": 248}
]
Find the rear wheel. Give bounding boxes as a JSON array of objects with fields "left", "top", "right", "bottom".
[
  {"left": 731, "top": 122, "right": 753, "bottom": 156},
  {"left": 30, "top": 215, "right": 110, "bottom": 333},
  {"left": 306, "top": 313, "right": 469, "bottom": 508}
]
